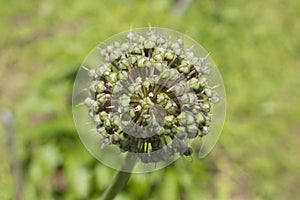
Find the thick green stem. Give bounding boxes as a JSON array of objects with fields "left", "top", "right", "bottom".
[{"left": 100, "top": 153, "right": 137, "bottom": 200}]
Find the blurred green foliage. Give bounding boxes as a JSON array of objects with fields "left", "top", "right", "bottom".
[{"left": 0, "top": 0, "right": 300, "bottom": 199}]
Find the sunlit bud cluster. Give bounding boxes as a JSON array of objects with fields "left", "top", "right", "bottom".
[{"left": 83, "top": 28, "right": 220, "bottom": 163}]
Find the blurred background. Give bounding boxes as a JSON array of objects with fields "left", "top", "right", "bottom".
[{"left": 0, "top": 0, "right": 299, "bottom": 199}]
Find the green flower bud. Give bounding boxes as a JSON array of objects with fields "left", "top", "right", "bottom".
[
  {"left": 165, "top": 100, "right": 177, "bottom": 113},
  {"left": 93, "top": 114, "right": 102, "bottom": 125},
  {"left": 118, "top": 71, "right": 128, "bottom": 80},
  {"left": 128, "top": 85, "right": 136, "bottom": 94},
  {"left": 172, "top": 138, "right": 188, "bottom": 155},
  {"left": 137, "top": 56, "right": 146, "bottom": 67},
  {"left": 112, "top": 115, "right": 121, "bottom": 126},
  {"left": 95, "top": 81, "right": 105, "bottom": 93},
  {"left": 196, "top": 112, "right": 205, "bottom": 124},
  {"left": 176, "top": 126, "right": 186, "bottom": 139},
  {"left": 204, "top": 88, "right": 212, "bottom": 98},
  {"left": 157, "top": 93, "right": 168, "bottom": 105},
  {"left": 160, "top": 69, "right": 171, "bottom": 79},
  {"left": 156, "top": 36, "right": 165, "bottom": 45},
  {"left": 202, "top": 126, "right": 209, "bottom": 135},
  {"left": 171, "top": 42, "right": 181, "bottom": 53},
  {"left": 178, "top": 66, "right": 189, "bottom": 74},
  {"left": 87, "top": 69, "right": 97, "bottom": 78},
  {"left": 171, "top": 81, "right": 190, "bottom": 96},
  {"left": 142, "top": 114, "right": 151, "bottom": 125},
  {"left": 111, "top": 134, "right": 121, "bottom": 144},
  {"left": 136, "top": 76, "right": 143, "bottom": 84},
  {"left": 119, "top": 94, "right": 130, "bottom": 107},
  {"left": 121, "top": 43, "right": 130, "bottom": 52},
  {"left": 187, "top": 124, "right": 198, "bottom": 138},
  {"left": 130, "top": 55, "right": 138, "bottom": 65},
  {"left": 104, "top": 118, "right": 111, "bottom": 129},
  {"left": 198, "top": 76, "right": 208, "bottom": 87},
  {"left": 112, "top": 49, "right": 122, "bottom": 58},
  {"left": 191, "top": 104, "right": 201, "bottom": 114},
  {"left": 144, "top": 59, "right": 152, "bottom": 67},
  {"left": 201, "top": 102, "right": 211, "bottom": 113},
  {"left": 153, "top": 47, "right": 164, "bottom": 59},
  {"left": 180, "top": 93, "right": 197, "bottom": 105},
  {"left": 189, "top": 77, "right": 199, "bottom": 90},
  {"left": 120, "top": 59, "right": 130, "bottom": 69},
  {"left": 79, "top": 28, "right": 224, "bottom": 164},
  {"left": 153, "top": 54, "right": 163, "bottom": 62},
  {"left": 141, "top": 97, "right": 154, "bottom": 109},
  {"left": 177, "top": 111, "right": 194, "bottom": 125},
  {"left": 113, "top": 82, "right": 123, "bottom": 93},
  {"left": 106, "top": 72, "right": 118, "bottom": 83},
  {"left": 165, "top": 51, "right": 175, "bottom": 60},
  {"left": 211, "top": 93, "right": 220, "bottom": 103},
  {"left": 84, "top": 97, "right": 95, "bottom": 107},
  {"left": 164, "top": 115, "right": 175, "bottom": 127},
  {"left": 167, "top": 69, "right": 180, "bottom": 81},
  {"left": 148, "top": 33, "right": 157, "bottom": 42},
  {"left": 89, "top": 81, "right": 97, "bottom": 93},
  {"left": 154, "top": 62, "right": 164, "bottom": 72},
  {"left": 142, "top": 78, "right": 151, "bottom": 90},
  {"left": 132, "top": 46, "right": 142, "bottom": 54},
  {"left": 96, "top": 93, "right": 106, "bottom": 104},
  {"left": 106, "top": 45, "right": 114, "bottom": 53},
  {"left": 144, "top": 40, "right": 155, "bottom": 49}
]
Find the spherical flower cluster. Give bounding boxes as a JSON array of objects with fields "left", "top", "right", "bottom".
[{"left": 83, "top": 28, "right": 219, "bottom": 163}]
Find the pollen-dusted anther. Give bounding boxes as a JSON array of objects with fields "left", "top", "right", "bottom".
[{"left": 79, "top": 28, "right": 222, "bottom": 164}]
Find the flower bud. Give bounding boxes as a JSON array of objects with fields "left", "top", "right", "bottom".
[
  {"left": 187, "top": 124, "right": 198, "bottom": 138},
  {"left": 77, "top": 28, "right": 224, "bottom": 166},
  {"left": 177, "top": 111, "right": 195, "bottom": 125},
  {"left": 189, "top": 77, "right": 199, "bottom": 90},
  {"left": 84, "top": 97, "right": 95, "bottom": 107},
  {"left": 164, "top": 115, "right": 176, "bottom": 127}
]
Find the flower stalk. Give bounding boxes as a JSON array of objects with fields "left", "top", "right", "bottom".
[{"left": 100, "top": 153, "right": 137, "bottom": 200}]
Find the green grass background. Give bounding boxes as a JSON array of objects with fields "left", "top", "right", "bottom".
[{"left": 1, "top": 0, "right": 300, "bottom": 199}]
